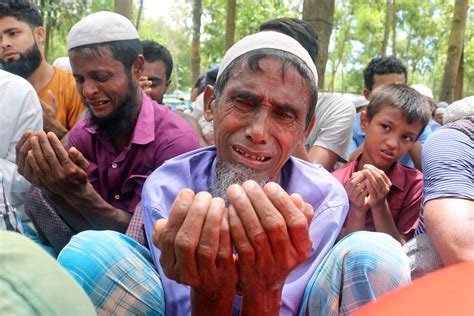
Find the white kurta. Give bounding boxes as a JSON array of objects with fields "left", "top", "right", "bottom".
[{"left": 0, "top": 70, "right": 43, "bottom": 216}]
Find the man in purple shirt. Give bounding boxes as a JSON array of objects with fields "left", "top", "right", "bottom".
[
  {"left": 58, "top": 30, "right": 410, "bottom": 315},
  {"left": 15, "top": 11, "right": 199, "bottom": 253}
]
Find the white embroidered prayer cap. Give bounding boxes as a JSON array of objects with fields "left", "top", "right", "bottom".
[
  {"left": 443, "top": 96, "right": 474, "bottom": 124},
  {"left": 410, "top": 84, "right": 434, "bottom": 99},
  {"left": 67, "top": 11, "right": 139, "bottom": 50},
  {"left": 216, "top": 31, "right": 318, "bottom": 87}
]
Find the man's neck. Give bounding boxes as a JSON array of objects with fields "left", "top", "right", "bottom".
[
  {"left": 111, "top": 92, "right": 143, "bottom": 153},
  {"left": 28, "top": 60, "right": 55, "bottom": 93}
]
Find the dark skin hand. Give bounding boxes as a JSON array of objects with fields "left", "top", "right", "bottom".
[
  {"left": 153, "top": 190, "right": 238, "bottom": 316},
  {"left": 153, "top": 182, "right": 314, "bottom": 315},
  {"left": 16, "top": 130, "right": 131, "bottom": 232}
]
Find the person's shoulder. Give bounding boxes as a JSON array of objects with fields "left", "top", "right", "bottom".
[
  {"left": 332, "top": 160, "right": 354, "bottom": 179},
  {"left": 425, "top": 127, "right": 471, "bottom": 151},
  {"left": 54, "top": 66, "right": 73, "bottom": 77},
  {"left": 287, "top": 157, "right": 347, "bottom": 196},
  {"left": 0, "top": 70, "right": 35, "bottom": 92},
  {"left": 317, "top": 93, "right": 356, "bottom": 112},
  {"left": 152, "top": 102, "right": 196, "bottom": 134}
]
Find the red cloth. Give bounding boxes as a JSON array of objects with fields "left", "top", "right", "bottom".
[
  {"left": 332, "top": 159, "right": 422, "bottom": 235},
  {"left": 352, "top": 261, "right": 474, "bottom": 316}
]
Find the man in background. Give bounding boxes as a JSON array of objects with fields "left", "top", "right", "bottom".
[
  {"left": 139, "top": 40, "right": 206, "bottom": 146},
  {"left": 0, "top": 0, "right": 83, "bottom": 139}
]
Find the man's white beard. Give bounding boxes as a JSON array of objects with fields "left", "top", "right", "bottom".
[{"left": 211, "top": 161, "right": 270, "bottom": 203}]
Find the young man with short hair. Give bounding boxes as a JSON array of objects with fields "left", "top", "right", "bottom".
[{"left": 0, "top": 0, "right": 83, "bottom": 138}]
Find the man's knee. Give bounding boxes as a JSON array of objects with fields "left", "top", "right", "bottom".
[{"left": 338, "top": 232, "right": 411, "bottom": 288}]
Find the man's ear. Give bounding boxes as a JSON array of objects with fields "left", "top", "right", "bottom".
[
  {"left": 131, "top": 55, "right": 145, "bottom": 80},
  {"left": 164, "top": 79, "right": 171, "bottom": 94},
  {"left": 360, "top": 110, "right": 369, "bottom": 132},
  {"left": 303, "top": 115, "right": 316, "bottom": 139},
  {"left": 203, "top": 85, "right": 215, "bottom": 122},
  {"left": 33, "top": 26, "right": 46, "bottom": 47},
  {"left": 363, "top": 88, "right": 371, "bottom": 101}
]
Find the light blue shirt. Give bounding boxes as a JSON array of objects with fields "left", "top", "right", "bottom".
[{"left": 141, "top": 147, "right": 348, "bottom": 316}]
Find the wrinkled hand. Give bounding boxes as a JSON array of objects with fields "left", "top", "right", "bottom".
[
  {"left": 138, "top": 75, "right": 152, "bottom": 95},
  {"left": 16, "top": 131, "right": 89, "bottom": 194},
  {"left": 345, "top": 171, "right": 369, "bottom": 210},
  {"left": 153, "top": 189, "right": 238, "bottom": 301},
  {"left": 363, "top": 164, "right": 391, "bottom": 208},
  {"left": 227, "top": 180, "right": 313, "bottom": 295},
  {"left": 16, "top": 130, "right": 44, "bottom": 188}
]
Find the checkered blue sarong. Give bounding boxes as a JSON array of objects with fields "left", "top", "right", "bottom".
[
  {"left": 299, "top": 231, "right": 411, "bottom": 315},
  {"left": 58, "top": 231, "right": 165, "bottom": 316},
  {"left": 59, "top": 231, "right": 409, "bottom": 316}
]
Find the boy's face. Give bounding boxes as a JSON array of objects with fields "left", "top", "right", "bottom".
[{"left": 360, "top": 105, "right": 423, "bottom": 171}]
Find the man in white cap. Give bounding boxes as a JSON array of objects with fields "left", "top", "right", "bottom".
[
  {"left": 59, "top": 31, "right": 410, "bottom": 315},
  {"left": 15, "top": 11, "right": 199, "bottom": 253}
]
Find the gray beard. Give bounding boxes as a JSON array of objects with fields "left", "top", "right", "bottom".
[{"left": 211, "top": 160, "right": 270, "bottom": 203}]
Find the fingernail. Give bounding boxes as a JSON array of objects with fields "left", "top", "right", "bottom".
[
  {"left": 265, "top": 182, "right": 278, "bottom": 195},
  {"left": 242, "top": 180, "right": 256, "bottom": 191},
  {"left": 195, "top": 191, "right": 211, "bottom": 203},
  {"left": 179, "top": 189, "right": 194, "bottom": 201},
  {"left": 227, "top": 184, "right": 244, "bottom": 199}
]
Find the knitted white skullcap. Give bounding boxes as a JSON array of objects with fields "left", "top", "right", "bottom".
[
  {"left": 410, "top": 84, "right": 433, "bottom": 99},
  {"left": 443, "top": 96, "right": 474, "bottom": 124},
  {"left": 217, "top": 31, "right": 318, "bottom": 86},
  {"left": 67, "top": 11, "right": 139, "bottom": 50}
]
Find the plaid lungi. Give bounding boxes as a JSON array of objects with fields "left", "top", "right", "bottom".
[
  {"left": 59, "top": 230, "right": 410, "bottom": 316},
  {"left": 299, "top": 231, "right": 411, "bottom": 315},
  {"left": 58, "top": 230, "right": 165, "bottom": 316}
]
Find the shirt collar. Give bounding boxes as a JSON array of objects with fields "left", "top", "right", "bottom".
[{"left": 130, "top": 91, "right": 155, "bottom": 145}]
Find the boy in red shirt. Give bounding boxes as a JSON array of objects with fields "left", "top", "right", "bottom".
[{"left": 333, "top": 84, "right": 431, "bottom": 243}]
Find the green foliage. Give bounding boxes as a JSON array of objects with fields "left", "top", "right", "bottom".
[
  {"left": 200, "top": 0, "right": 300, "bottom": 71},
  {"left": 36, "top": 0, "right": 113, "bottom": 63}
]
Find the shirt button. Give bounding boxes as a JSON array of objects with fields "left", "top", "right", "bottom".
[
  {"left": 114, "top": 195, "right": 120, "bottom": 200},
  {"left": 112, "top": 163, "right": 118, "bottom": 169}
]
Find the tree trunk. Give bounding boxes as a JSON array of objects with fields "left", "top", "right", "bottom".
[
  {"left": 391, "top": 0, "right": 397, "bottom": 57},
  {"left": 303, "top": 0, "right": 335, "bottom": 90},
  {"left": 191, "top": 0, "right": 203, "bottom": 84},
  {"left": 225, "top": 0, "right": 237, "bottom": 51},
  {"left": 439, "top": 0, "right": 468, "bottom": 103},
  {"left": 136, "top": 0, "right": 144, "bottom": 30},
  {"left": 454, "top": 48, "right": 464, "bottom": 100},
  {"left": 381, "top": 0, "right": 393, "bottom": 57},
  {"left": 114, "top": 0, "right": 133, "bottom": 19}
]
